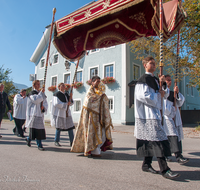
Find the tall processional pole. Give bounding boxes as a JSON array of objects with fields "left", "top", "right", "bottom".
[
  {"left": 159, "top": 0, "right": 164, "bottom": 122},
  {"left": 43, "top": 8, "right": 56, "bottom": 88},
  {"left": 174, "top": 0, "right": 182, "bottom": 106},
  {"left": 66, "top": 58, "right": 81, "bottom": 117}
]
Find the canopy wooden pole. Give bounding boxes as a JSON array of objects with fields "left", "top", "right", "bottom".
[
  {"left": 66, "top": 58, "right": 80, "bottom": 117},
  {"left": 159, "top": 0, "right": 164, "bottom": 75},
  {"left": 159, "top": 0, "right": 164, "bottom": 123},
  {"left": 43, "top": 8, "right": 56, "bottom": 88},
  {"left": 174, "top": 0, "right": 182, "bottom": 105}
]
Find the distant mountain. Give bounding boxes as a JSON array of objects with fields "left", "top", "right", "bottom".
[{"left": 13, "top": 83, "right": 28, "bottom": 90}]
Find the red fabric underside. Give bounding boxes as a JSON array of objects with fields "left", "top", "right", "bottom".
[{"left": 54, "top": 0, "right": 155, "bottom": 60}]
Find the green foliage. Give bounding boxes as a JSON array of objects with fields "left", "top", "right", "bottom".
[
  {"left": 0, "top": 65, "right": 12, "bottom": 83},
  {"left": 129, "top": 0, "right": 200, "bottom": 88},
  {"left": 0, "top": 65, "right": 20, "bottom": 117}
]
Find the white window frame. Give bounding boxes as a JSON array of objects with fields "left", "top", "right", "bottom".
[
  {"left": 107, "top": 96, "right": 114, "bottom": 113},
  {"left": 88, "top": 65, "right": 99, "bottom": 79},
  {"left": 40, "top": 58, "right": 45, "bottom": 69},
  {"left": 63, "top": 72, "right": 71, "bottom": 84},
  {"left": 51, "top": 75, "right": 58, "bottom": 86},
  {"left": 73, "top": 99, "right": 82, "bottom": 113},
  {"left": 76, "top": 69, "right": 83, "bottom": 82},
  {"left": 133, "top": 63, "right": 141, "bottom": 80},
  {"left": 90, "top": 48, "right": 100, "bottom": 54},
  {"left": 104, "top": 46, "right": 115, "bottom": 50},
  {"left": 52, "top": 53, "right": 59, "bottom": 65},
  {"left": 49, "top": 100, "right": 52, "bottom": 114},
  {"left": 103, "top": 62, "right": 115, "bottom": 78}
]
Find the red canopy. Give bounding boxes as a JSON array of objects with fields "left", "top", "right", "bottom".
[{"left": 53, "top": 0, "right": 186, "bottom": 61}]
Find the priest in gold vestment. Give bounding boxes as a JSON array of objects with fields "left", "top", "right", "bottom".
[{"left": 71, "top": 76, "right": 113, "bottom": 157}]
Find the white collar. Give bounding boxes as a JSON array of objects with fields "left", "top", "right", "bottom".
[{"left": 145, "top": 72, "right": 154, "bottom": 77}]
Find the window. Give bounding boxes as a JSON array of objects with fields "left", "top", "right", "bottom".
[
  {"left": 40, "top": 59, "right": 45, "bottom": 68},
  {"left": 186, "top": 84, "right": 189, "bottom": 95},
  {"left": 191, "top": 86, "right": 194, "bottom": 96},
  {"left": 64, "top": 74, "right": 70, "bottom": 84},
  {"left": 105, "top": 64, "right": 113, "bottom": 77},
  {"left": 53, "top": 54, "right": 58, "bottom": 64},
  {"left": 52, "top": 76, "right": 57, "bottom": 86},
  {"left": 108, "top": 96, "right": 114, "bottom": 113},
  {"left": 74, "top": 100, "right": 81, "bottom": 112},
  {"left": 39, "top": 80, "right": 44, "bottom": 88},
  {"left": 90, "top": 67, "right": 98, "bottom": 79},
  {"left": 133, "top": 64, "right": 140, "bottom": 80},
  {"left": 76, "top": 71, "right": 82, "bottom": 82}
]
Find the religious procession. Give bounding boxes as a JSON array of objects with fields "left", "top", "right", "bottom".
[{"left": 1, "top": 0, "right": 195, "bottom": 184}]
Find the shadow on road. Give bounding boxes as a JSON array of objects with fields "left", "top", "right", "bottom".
[{"left": 173, "top": 170, "right": 200, "bottom": 182}]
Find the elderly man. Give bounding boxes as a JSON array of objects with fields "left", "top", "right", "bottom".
[
  {"left": 13, "top": 89, "right": 27, "bottom": 137},
  {"left": 71, "top": 76, "right": 113, "bottom": 157},
  {"left": 0, "top": 83, "right": 12, "bottom": 138},
  {"left": 25, "top": 80, "right": 48, "bottom": 151}
]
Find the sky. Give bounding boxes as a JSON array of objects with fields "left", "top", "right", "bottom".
[{"left": 0, "top": 0, "right": 93, "bottom": 87}]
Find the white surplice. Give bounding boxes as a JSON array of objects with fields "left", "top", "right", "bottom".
[
  {"left": 163, "top": 92, "right": 185, "bottom": 141},
  {"left": 25, "top": 90, "right": 48, "bottom": 129},
  {"left": 13, "top": 94, "right": 27, "bottom": 119},
  {"left": 134, "top": 73, "right": 170, "bottom": 141},
  {"left": 51, "top": 91, "right": 74, "bottom": 130}
]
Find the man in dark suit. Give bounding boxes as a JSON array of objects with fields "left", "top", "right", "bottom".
[{"left": 0, "top": 83, "right": 12, "bottom": 138}]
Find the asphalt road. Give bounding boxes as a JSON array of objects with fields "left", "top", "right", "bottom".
[{"left": 0, "top": 120, "right": 200, "bottom": 190}]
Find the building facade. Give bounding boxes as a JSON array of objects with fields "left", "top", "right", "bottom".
[{"left": 30, "top": 28, "right": 200, "bottom": 124}]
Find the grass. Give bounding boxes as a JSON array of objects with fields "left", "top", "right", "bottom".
[{"left": 195, "top": 125, "right": 200, "bottom": 131}]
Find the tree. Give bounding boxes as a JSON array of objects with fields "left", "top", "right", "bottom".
[
  {"left": 129, "top": 0, "right": 200, "bottom": 87},
  {"left": 0, "top": 65, "right": 19, "bottom": 116}
]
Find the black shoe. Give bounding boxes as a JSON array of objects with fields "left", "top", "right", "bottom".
[
  {"left": 25, "top": 138, "right": 31, "bottom": 147},
  {"left": 142, "top": 167, "right": 159, "bottom": 174},
  {"left": 166, "top": 157, "right": 172, "bottom": 162},
  {"left": 177, "top": 157, "right": 189, "bottom": 164},
  {"left": 38, "top": 147, "right": 45, "bottom": 151},
  {"left": 54, "top": 142, "right": 61, "bottom": 147},
  {"left": 70, "top": 142, "right": 73, "bottom": 147},
  {"left": 162, "top": 170, "right": 180, "bottom": 179},
  {"left": 0, "top": 135, "right": 2, "bottom": 138}
]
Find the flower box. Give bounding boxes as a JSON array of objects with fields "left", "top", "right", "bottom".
[
  {"left": 48, "top": 85, "right": 56, "bottom": 92},
  {"left": 65, "top": 83, "right": 71, "bottom": 91},
  {"left": 101, "top": 77, "right": 116, "bottom": 84},
  {"left": 86, "top": 79, "right": 92, "bottom": 85},
  {"left": 73, "top": 82, "right": 83, "bottom": 89}
]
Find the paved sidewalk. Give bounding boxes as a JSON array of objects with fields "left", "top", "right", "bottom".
[{"left": 0, "top": 120, "right": 200, "bottom": 190}]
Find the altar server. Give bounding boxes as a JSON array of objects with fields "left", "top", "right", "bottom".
[
  {"left": 134, "top": 56, "right": 180, "bottom": 179},
  {"left": 13, "top": 89, "right": 27, "bottom": 137},
  {"left": 51, "top": 82, "right": 74, "bottom": 147},
  {"left": 163, "top": 74, "right": 189, "bottom": 164},
  {"left": 25, "top": 80, "right": 48, "bottom": 151}
]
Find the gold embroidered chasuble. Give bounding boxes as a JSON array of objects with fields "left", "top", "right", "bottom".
[{"left": 71, "top": 86, "right": 113, "bottom": 156}]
